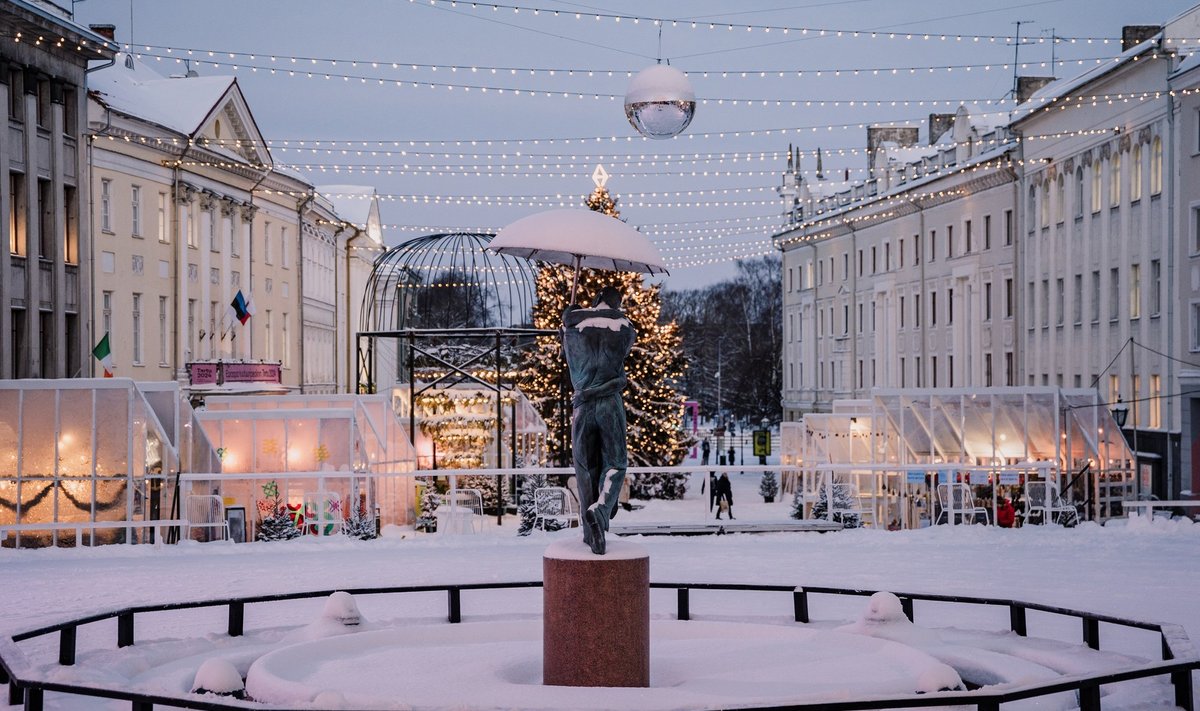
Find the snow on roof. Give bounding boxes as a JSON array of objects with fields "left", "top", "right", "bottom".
[
  {"left": 881, "top": 142, "right": 941, "bottom": 163},
  {"left": 89, "top": 52, "right": 234, "bottom": 136},
  {"left": 1010, "top": 36, "right": 1161, "bottom": 126},
  {"left": 316, "top": 185, "right": 378, "bottom": 226},
  {"left": 1172, "top": 51, "right": 1200, "bottom": 77}
]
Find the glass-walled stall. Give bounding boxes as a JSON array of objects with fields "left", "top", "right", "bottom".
[{"left": 0, "top": 379, "right": 183, "bottom": 547}]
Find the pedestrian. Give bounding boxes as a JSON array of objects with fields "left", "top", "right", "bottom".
[
  {"left": 728, "top": 445, "right": 736, "bottom": 468},
  {"left": 714, "top": 472, "right": 734, "bottom": 520},
  {"left": 701, "top": 438, "right": 711, "bottom": 465},
  {"left": 996, "top": 497, "right": 1016, "bottom": 528}
]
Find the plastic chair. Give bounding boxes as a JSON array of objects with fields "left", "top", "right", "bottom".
[
  {"left": 533, "top": 486, "right": 579, "bottom": 531},
  {"left": 184, "top": 494, "right": 229, "bottom": 542},
  {"left": 935, "top": 483, "right": 990, "bottom": 525},
  {"left": 1022, "top": 480, "right": 1079, "bottom": 526},
  {"left": 438, "top": 488, "right": 484, "bottom": 534}
]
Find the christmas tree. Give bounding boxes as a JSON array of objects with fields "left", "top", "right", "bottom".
[
  {"left": 342, "top": 505, "right": 378, "bottom": 540},
  {"left": 520, "top": 174, "right": 690, "bottom": 499},
  {"left": 414, "top": 476, "right": 439, "bottom": 533},
  {"left": 793, "top": 477, "right": 861, "bottom": 528},
  {"left": 255, "top": 480, "right": 302, "bottom": 542},
  {"left": 759, "top": 471, "right": 779, "bottom": 502}
]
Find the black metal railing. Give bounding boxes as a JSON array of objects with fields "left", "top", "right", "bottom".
[{"left": 1, "top": 581, "right": 1195, "bottom": 711}]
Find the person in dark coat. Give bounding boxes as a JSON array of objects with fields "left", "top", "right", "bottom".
[
  {"left": 701, "top": 438, "right": 711, "bottom": 465},
  {"left": 714, "top": 472, "right": 734, "bottom": 520}
]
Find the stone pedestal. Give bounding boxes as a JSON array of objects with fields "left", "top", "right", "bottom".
[{"left": 543, "top": 539, "right": 649, "bottom": 687}]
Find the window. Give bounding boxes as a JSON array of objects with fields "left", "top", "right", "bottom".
[
  {"left": 965, "top": 220, "right": 972, "bottom": 252},
  {"left": 871, "top": 246, "right": 877, "bottom": 274},
  {"left": 1027, "top": 282, "right": 1036, "bottom": 326},
  {"left": 900, "top": 357, "right": 906, "bottom": 387},
  {"left": 884, "top": 243, "right": 890, "bottom": 271},
  {"left": 931, "top": 291, "right": 938, "bottom": 326},
  {"left": 841, "top": 253, "right": 848, "bottom": 280},
  {"left": 946, "top": 225, "right": 955, "bottom": 257},
  {"left": 281, "top": 226, "right": 290, "bottom": 268},
  {"left": 916, "top": 356, "right": 922, "bottom": 387},
  {"left": 898, "top": 238, "right": 904, "bottom": 268},
  {"left": 9, "top": 172, "right": 25, "bottom": 256},
  {"left": 264, "top": 221, "right": 273, "bottom": 264},
  {"left": 7, "top": 66, "right": 22, "bottom": 122},
  {"left": 1151, "top": 259, "right": 1161, "bottom": 317},
  {"left": 1028, "top": 186, "right": 1037, "bottom": 232},
  {"left": 842, "top": 304, "right": 849, "bottom": 335},
  {"left": 1109, "top": 268, "right": 1120, "bottom": 321},
  {"left": 857, "top": 303, "right": 863, "bottom": 332},
  {"left": 187, "top": 299, "right": 196, "bottom": 357},
  {"left": 100, "top": 178, "right": 112, "bottom": 232},
  {"left": 1055, "top": 175, "right": 1064, "bottom": 223},
  {"left": 1080, "top": 275, "right": 1089, "bottom": 324},
  {"left": 132, "top": 293, "right": 143, "bottom": 365},
  {"left": 1110, "top": 153, "right": 1121, "bottom": 208},
  {"left": 1056, "top": 279, "right": 1064, "bottom": 326},
  {"left": 158, "top": 296, "right": 168, "bottom": 365},
  {"left": 1004, "top": 278, "right": 1014, "bottom": 319},
  {"left": 1040, "top": 182, "right": 1050, "bottom": 228},
  {"left": 131, "top": 185, "right": 142, "bottom": 236},
  {"left": 915, "top": 293, "right": 921, "bottom": 328},
  {"left": 1109, "top": 375, "right": 1121, "bottom": 409},
  {"left": 1040, "top": 280, "right": 1049, "bottom": 328},
  {"left": 984, "top": 282, "right": 992, "bottom": 321},
  {"left": 1075, "top": 167, "right": 1084, "bottom": 218},
  {"left": 899, "top": 296, "right": 905, "bottom": 328},
  {"left": 1192, "top": 302, "right": 1200, "bottom": 351},
  {"left": 1151, "top": 136, "right": 1163, "bottom": 195},
  {"left": 914, "top": 234, "right": 921, "bottom": 264},
  {"left": 1194, "top": 207, "right": 1200, "bottom": 254},
  {"left": 857, "top": 249, "right": 863, "bottom": 277},
  {"left": 1150, "top": 374, "right": 1162, "bottom": 429},
  {"left": 185, "top": 206, "right": 196, "bottom": 248},
  {"left": 63, "top": 185, "right": 77, "bottom": 263},
  {"left": 1130, "top": 263, "right": 1141, "bottom": 319},
  {"left": 1091, "top": 271, "right": 1101, "bottom": 323},
  {"left": 1005, "top": 351, "right": 1015, "bottom": 386},
  {"left": 265, "top": 310, "right": 274, "bottom": 360},
  {"left": 788, "top": 268, "right": 794, "bottom": 292},
  {"left": 36, "top": 179, "right": 51, "bottom": 258},
  {"left": 1004, "top": 209, "right": 1013, "bottom": 246},
  {"left": 227, "top": 214, "right": 238, "bottom": 257},
  {"left": 207, "top": 208, "right": 217, "bottom": 251},
  {"left": 932, "top": 356, "right": 938, "bottom": 387},
  {"left": 157, "top": 192, "right": 168, "bottom": 243},
  {"left": 1092, "top": 161, "right": 1102, "bottom": 213},
  {"left": 282, "top": 312, "right": 290, "bottom": 367},
  {"left": 102, "top": 291, "right": 112, "bottom": 338},
  {"left": 1131, "top": 144, "right": 1142, "bottom": 202},
  {"left": 983, "top": 215, "right": 991, "bottom": 250},
  {"left": 948, "top": 288, "right": 954, "bottom": 324},
  {"left": 929, "top": 230, "right": 937, "bottom": 261}
]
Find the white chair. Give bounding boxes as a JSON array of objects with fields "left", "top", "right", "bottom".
[
  {"left": 303, "top": 491, "right": 344, "bottom": 536},
  {"left": 1022, "top": 480, "right": 1079, "bottom": 526},
  {"left": 438, "top": 488, "right": 484, "bottom": 534},
  {"left": 184, "top": 495, "right": 229, "bottom": 542},
  {"left": 935, "top": 483, "right": 990, "bottom": 525},
  {"left": 533, "top": 486, "right": 579, "bottom": 531}
]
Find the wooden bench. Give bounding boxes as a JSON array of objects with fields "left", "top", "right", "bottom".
[
  {"left": 0, "top": 520, "right": 187, "bottom": 546},
  {"left": 612, "top": 520, "right": 843, "bottom": 537}
]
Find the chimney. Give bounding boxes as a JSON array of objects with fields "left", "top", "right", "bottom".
[
  {"left": 928, "top": 113, "right": 955, "bottom": 145},
  {"left": 1122, "top": 25, "right": 1160, "bottom": 51},
  {"left": 866, "top": 125, "right": 918, "bottom": 176},
  {"left": 1016, "top": 76, "right": 1055, "bottom": 105},
  {"left": 89, "top": 24, "right": 116, "bottom": 42}
]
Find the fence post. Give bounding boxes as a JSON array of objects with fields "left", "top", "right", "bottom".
[
  {"left": 1009, "top": 604, "right": 1027, "bottom": 636},
  {"left": 900, "top": 597, "right": 914, "bottom": 622},
  {"left": 22, "top": 686, "right": 42, "bottom": 711},
  {"left": 228, "top": 602, "right": 244, "bottom": 638},
  {"left": 976, "top": 701, "right": 1000, "bottom": 711},
  {"left": 793, "top": 588, "right": 808, "bottom": 623},
  {"left": 448, "top": 588, "right": 461, "bottom": 624},
  {"left": 1082, "top": 617, "right": 1100, "bottom": 650},
  {"left": 117, "top": 613, "right": 135, "bottom": 648},
  {"left": 1078, "top": 681, "right": 1101, "bottom": 710},
  {"left": 1173, "top": 668, "right": 1195, "bottom": 711},
  {"left": 58, "top": 626, "right": 76, "bottom": 666},
  {"left": 132, "top": 700, "right": 153, "bottom": 711},
  {"left": 676, "top": 588, "right": 690, "bottom": 621},
  {"left": 8, "top": 679, "right": 22, "bottom": 706}
]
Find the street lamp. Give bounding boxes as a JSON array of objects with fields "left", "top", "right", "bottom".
[{"left": 1111, "top": 397, "right": 1129, "bottom": 429}]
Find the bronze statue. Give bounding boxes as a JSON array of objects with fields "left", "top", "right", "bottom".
[{"left": 562, "top": 286, "right": 636, "bottom": 554}]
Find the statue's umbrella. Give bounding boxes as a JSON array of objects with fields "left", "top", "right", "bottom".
[{"left": 490, "top": 209, "right": 668, "bottom": 302}]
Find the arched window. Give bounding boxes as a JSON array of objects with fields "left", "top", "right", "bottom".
[
  {"left": 1075, "top": 167, "right": 1084, "bottom": 217},
  {"left": 1151, "top": 136, "right": 1163, "bottom": 195},
  {"left": 1091, "top": 160, "right": 1102, "bottom": 213},
  {"left": 1110, "top": 152, "right": 1121, "bottom": 207},
  {"left": 1028, "top": 185, "right": 1037, "bottom": 231},
  {"left": 1041, "top": 181, "right": 1050, "bottom": 228},
  {"left": 1131, "top": 144, "right": 1142, "bottom": 202},
  {"left": 1056, "top": 175, "right": 1065, "bottom": 223}
]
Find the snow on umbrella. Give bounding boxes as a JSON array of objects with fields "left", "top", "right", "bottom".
[{"left": 490, "top": 209, "right": 669, "bottom": 276}]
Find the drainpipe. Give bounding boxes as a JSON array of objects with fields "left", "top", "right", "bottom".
[
  {"left": 296, "top": 192, "right": 314, "bottom": 393},
  {"left": 85, "top": 103, "right": 114, "bottom": 377},
  {"left": 1165, "top": 63, "right": 1178, "bottom": 495}
]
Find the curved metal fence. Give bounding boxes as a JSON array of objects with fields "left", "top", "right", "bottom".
[{"left": 0, "top": 581, "right": 1195, "bottom": 711}]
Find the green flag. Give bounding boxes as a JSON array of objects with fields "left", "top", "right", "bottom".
[{"left": 92, "top": 332, "right": 113, "bottom": 377}]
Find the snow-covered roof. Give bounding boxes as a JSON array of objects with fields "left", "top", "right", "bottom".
[
  {"left": 90, "top": 53, "right": 235, "bottom": 136},
  {"left": 316, "top": 185, "right": 378, "bottom": 226},
  {"left": 1010, "top": 36, "right": 1161, "bottom": 126},
  {"left": 880, "top": 142, "right": 941, "bottom": 164},
  {"left": 1172, "top": 51, "right": 1200, "bottom": 77}
]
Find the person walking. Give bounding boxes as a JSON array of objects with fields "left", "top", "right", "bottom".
[
  {"left": 701, "top": 438, "right": 711, "bottom": 466},
  {"left": 714, "top": 472, "right": 734, "bottom": 520}
]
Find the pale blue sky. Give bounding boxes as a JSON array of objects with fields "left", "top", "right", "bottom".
[{"left": 74, "top": 0, "right": 1198, "bottom": 289}]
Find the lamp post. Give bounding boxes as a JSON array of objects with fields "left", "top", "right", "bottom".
[{"left": 1111, "top": 397, "right": 1129, "bottom": 428}]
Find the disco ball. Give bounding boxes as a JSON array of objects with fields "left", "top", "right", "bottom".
[{"left": 624, "top": 64, "right": 695, "bottom": 140}]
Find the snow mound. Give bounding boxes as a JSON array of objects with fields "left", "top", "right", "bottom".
[
  {"left": 323, "top": 591, "right": 362, "bottom": 626},
  {"left": 284, "top": 592, "right": 370, "bottom": 642},
  {"left": 862, "top": 591, "right": 907, "bottom": 623},
  {"left": 191, "top": 658, "right": 243, "bottom": 695}
]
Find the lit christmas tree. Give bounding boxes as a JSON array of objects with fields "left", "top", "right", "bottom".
[{"left": 521, "top": 168, "right": 690, "bottom": 498}]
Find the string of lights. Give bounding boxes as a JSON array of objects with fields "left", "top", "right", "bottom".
[
  {"left": 407, "top": 0, "right": 1186, "bottom": 45},
  {"left": 121, "top": 43, "right": 1132, "bottom": 80}
]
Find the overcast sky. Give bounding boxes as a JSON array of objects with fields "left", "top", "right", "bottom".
[{"left": 73, "top": 0, "right": 1198, "bottom": 290}]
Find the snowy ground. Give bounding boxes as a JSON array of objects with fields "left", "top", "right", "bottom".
[{"left": 2, "top": 470, "right": 1199, "bottom": 709}]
